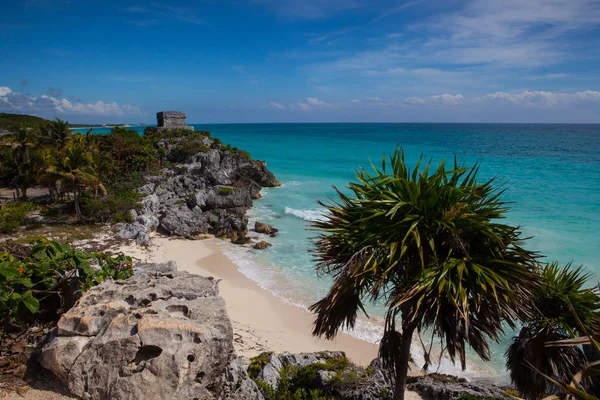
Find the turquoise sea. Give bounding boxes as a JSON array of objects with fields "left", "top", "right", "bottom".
[{"left": 75, "top": 123, "right": 600, "bottom": 379}]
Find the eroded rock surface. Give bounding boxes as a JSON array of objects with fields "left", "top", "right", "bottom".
[
  {"left": 39, "top": 262, "right": 263, "bottom": 400},
  {"left": 406, "top": 374, "right": 510, "bottom": 400},
  {"left": 117, "top": 134, "right": 279, "bottom": 246}
]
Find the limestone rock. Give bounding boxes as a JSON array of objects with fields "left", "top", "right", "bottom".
[
  {"left": 254, "top": 221, "right": 278, "bottom": 236},
  {"left": 160, "top": 206, "right": 209, "bottom": 238},
  {"left": 216, "top": 357, "right": 264, "bottom": 400},
  {"left": 256, "top": 351, "right": 346, "bottom": 389},
  {"left": 115, "top": 222, "right": 151, "bottom": 247},
  {"left": 251, "top": 352, "right": 397, "bottom": 400},
  {"left": 116, "top": 136, "right": 279, "bottom": 245},
  {"left": 253, "top": 241, "right": 272, "bottom": 250},
  {"left": 406, "top": 374, "right": 510, "bottom": 400},
  {"left": 39, "top": 262, "right": 262, "bottom": 400}
]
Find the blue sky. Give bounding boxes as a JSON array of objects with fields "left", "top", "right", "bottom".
[{"left": 1, "top": 0, "right": 600, "bottom": 123}]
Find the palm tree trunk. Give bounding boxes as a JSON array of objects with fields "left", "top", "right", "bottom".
[
  {"left": 394, "top": 323, "right": 416, "bottom": 400},
  {"left": 74, "top": 188, "right": 82, "bottom": 221}
]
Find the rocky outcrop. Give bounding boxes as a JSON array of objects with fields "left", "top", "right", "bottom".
[
  {"left": 39, "top": 262, "right": 263, "bottom": 400},
  {"left": 254, "top": 221, "right": 278, "bottom": 236},
  {"left": 251, "top": 351, "right": 395, "bottom": 400},
  {"left": 253, "top": 241, "right": 272, "bottom": 250},
  {"left": 251, "top": 352, "right": 510, "bottom": 400},
  {"left": 407, "top": 374, "right": 510, "bottom": 400},
  {"left": 116, "top": 133, "right": 279, "bottom": 245}
]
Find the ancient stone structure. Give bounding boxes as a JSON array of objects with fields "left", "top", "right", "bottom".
[{"left": 156, "top": 111, "right": 193, "bottom": 131}]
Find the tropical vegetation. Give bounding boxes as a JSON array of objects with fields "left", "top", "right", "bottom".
[
  {"left": 506, "top": 262, "right": 600, "bottom": 399},
  {"left": 0, "top": 239, "right": 133, "bottom": 334},
  {"left": 309, "top": 148, "right": 599, "bottom": 400},
  {"left": 0, "top": 114, "right": 222, "bottom": 229}
]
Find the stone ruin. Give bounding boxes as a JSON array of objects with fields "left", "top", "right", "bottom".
[{"left": 156, "top": 111, "right": 194, "bottom": 131}]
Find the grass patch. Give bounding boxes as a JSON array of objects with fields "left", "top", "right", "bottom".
[{"left": 217, "top": 187, "right": 236, "bottom": 195}]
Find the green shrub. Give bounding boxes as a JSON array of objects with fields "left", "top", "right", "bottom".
[
  {"left": 80, "top": 196, "right": 136, "bottom": 224},
  {"left": 235, "top": 149, "right": 252, "bottom": 160},
  {"left": 0, "top": 201, "right": 38, "bottom": 233},
  {"left": 168, "top": 139, "right": 210, "bottom": 162},
  {"left": 249, "top": 352, "right": 271, "bottom": 379},
  {"left": 251, "top": 356, "right": 356, "bottom": 400},
  {"left": 0, "top": 239, "right": 133, "bottom": 331},
  {"left": 217, "top": 187, "right": 236, "bottom": 195}
]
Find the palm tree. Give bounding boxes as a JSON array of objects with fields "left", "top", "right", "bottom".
[
  {"left": 506, "top": 262, "right": 600, "bottom": 399},
  {"left": 45, "top": 143, "right": 106, "bottom": 220},
  {"left": 2, "top": 127, "right": 38, "bottom": 198},
  {"left": 48, "top": 118, "right": 72, "bottom": 149},
  {"left": 310, "top": 149, "right": 539, "bottom": 400}
]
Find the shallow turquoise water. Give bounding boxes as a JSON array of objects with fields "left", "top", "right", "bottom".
[{"left": 76, "top": 123, "right": 600, "bottom": 377}]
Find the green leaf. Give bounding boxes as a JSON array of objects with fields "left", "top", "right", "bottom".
[{"left": 20, "top": 291, "right": 39, "bottom": 313}]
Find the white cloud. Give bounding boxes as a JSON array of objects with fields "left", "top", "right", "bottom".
[
  {"left": 294, "top": 0, "right": 600, "bottom": 95},
  {"left": 411, "top": 0, "right": 600, "bottom": 67},
  {"left": 306, "top": 97, "right": 330, "bottom": 106},
  {"left": 0, "top": 86, "right": 12, "bottom": 96},
  {"left": 405, "top": 94, "right": 464, "bottom": 105},
  {"left": 0, "top": 86, "right": 144, "bottom": 116},
  {"left": 266, "top": 101, "right": 285, "bottom": 109},
  {"left": 475, "top": 90, "right": 600, "bottom": 107},
  {"left": 289, "top": 97, "right": 332, "bottom": 111},
  {"left": 289, "top": 101, "right": 311, "bottom": 111}
]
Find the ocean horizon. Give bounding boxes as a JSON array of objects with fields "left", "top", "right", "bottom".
[{"left": 74, "top": 122, "right": 600, "bottom": 379}]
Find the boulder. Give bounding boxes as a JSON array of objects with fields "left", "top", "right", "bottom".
[
  {"left": 160, "top": 206, "right": 210, "bottom": 238},
  {"left": 254, "top": 221, "right": 278, "bottom": 235},
  {"left": 39, "top": 262, "right": 262, "bottom": 400},
  {"left": 253, "top": 241, "right": 272, "bottom": 250},
  {"left": 115, "top": 222, "right": 151, "bottom": 247},
  {"left": 202, "top": 187, "right": 252, "bottom": 211}
]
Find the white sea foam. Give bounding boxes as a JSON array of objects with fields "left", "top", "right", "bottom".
[{"left": 284, "top": 207, "right": 328, "bottom": 222}]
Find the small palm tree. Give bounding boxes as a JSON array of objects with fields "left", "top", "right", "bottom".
[
  {"left": 2, "top": 127, "right": 38, "bottom": 198},
  {"left": 45, "top": 144, "right": 106, "bottom": 220},
  {"left": 506, "top": 262, "right": 600, "bottom": 399},
  {"left": 310, "top": 149, "right": 539, "bottom": 400},
  {"left": 48, "top": 118, "right": 72, "bottom": 149}
]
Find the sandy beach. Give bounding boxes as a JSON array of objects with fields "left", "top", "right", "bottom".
[{"left": 116, "top": 235, "right": 380, "bottom": 365}]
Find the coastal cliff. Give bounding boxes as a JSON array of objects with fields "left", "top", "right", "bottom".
[{"left": 117, "top": 131, "right": 279, "bottom": 246}]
